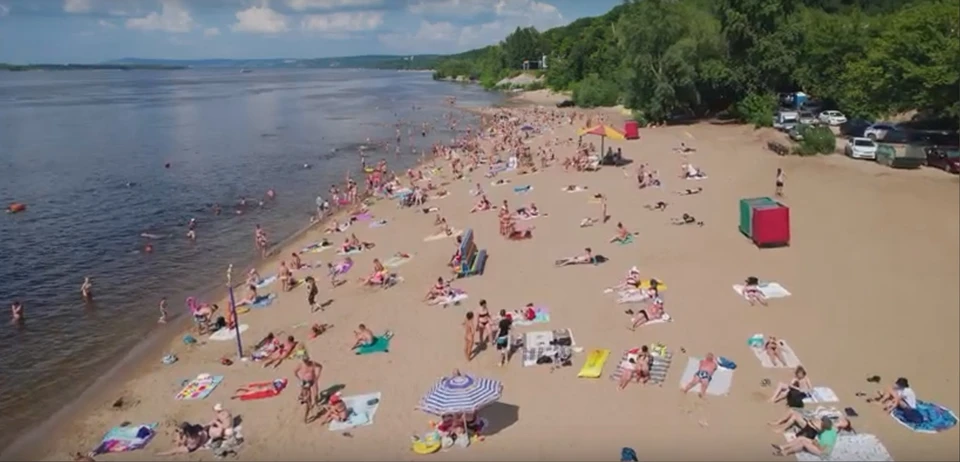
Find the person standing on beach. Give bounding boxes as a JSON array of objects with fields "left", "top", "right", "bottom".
[
  {"left": 158, "top": 298, "right": 168, "bottom": 324},
  {"left": 305, "top": 276, "right": 320, "bottom": 313},
  {"left": 295, "top": 357, "right": 322, "bottom": 423},
  {"left": 80, "top": 276, "right": 94, "bottom": 302},
  {"left": 254, "top": 225, "right": 268, "bottom": 258},
  {"left": 10, "top": 301, "right": 24, "bottom": 324},
  {"left": 463, "top": 311, "right": 476, "bottom": 362},
  {"left": 775, "top": 168, "right": 786, "bottom": 196}
]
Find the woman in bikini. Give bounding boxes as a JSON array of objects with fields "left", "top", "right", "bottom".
[
  {"left": 768, "top": 409, "right": 852, "bottom": 435},
  {"left": 470, "top": 195, "right": 491, "bottom": 213},
  {"left": 770, "top": 366, "right": 813, "bottom": 404},
  {"left": 476, "top": 300, "right": 493, "bottom": 346},
  {"left": 743, "top": 276, "right": 768, "bottom": 306},
  {"left": 290, "top": 252, "right": 304, "bottom": 270},
  {"left": 463, "top": 311, "right": 476, "bottom": 362},
  {"left": 361, "top": 258, "right": 388, "bottom": 286},
  {"left": 278, "top": 261, "right": 294, "bottom": 292},
  {"left": 763, "top": 336, "right": 788, "bottom": 367},
  {"left": 629, "top": 297, "right": 664, "bottom": 330},
  {"left": 424, "top": 277, "right": 449, "bottom": 302}
]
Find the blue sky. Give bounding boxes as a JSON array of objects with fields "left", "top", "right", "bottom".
[{"left": 0, "top": 0, "right": 621, "bottom": 63}]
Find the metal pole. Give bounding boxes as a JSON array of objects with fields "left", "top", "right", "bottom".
[{"left": 226, "top": 264, "right": 244, "bottom": 358}]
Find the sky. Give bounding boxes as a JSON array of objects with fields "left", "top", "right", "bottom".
[{"left": 0, "top": 0, "right": 622, "bottom": 63}]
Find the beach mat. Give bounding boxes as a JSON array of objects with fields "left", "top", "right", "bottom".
[
  {"left": 383, "top": 255, "right": 413, "bottom": 268},
  {"left": 892, "top": 400, "right": 958, "bottom": 433},
  {"left": 93, "top": 423, "right": 157, "bottom": 455},
  {"left": 209, "top": 324, "right": 249, "bottom": 342},
  {"left": 241, "top": 293, "right": 276, "bottom": 309},
  {"left": 512, "top": 307, "right": 550, "bottom": 326},
  {"left": 609, "top": 349, "right": 674, "bottom": 385},
  {"left": 804, "top": 387, "right": 840, "bottom": 404},
  {"left": 175, "top": 375, "right": 223, "bottom": 400},
  {"left": 423, "top": 229, "right": 461, "bottom": 242},
  {"left": 513, "top": 185, "right": 533, "bottom": 194},
  {"left": 329, "top": 392, "right": 382, "bottom": 431},
  {"left": 678, "top": 357, "right": 734, "bottom": 396},
  {"left": 355, "top": 335, "right": 391, "bottom": 355},
  {"left": 733, "top": 282, "right": 791, "bottom": 299},
  {"left": 750, "top": 339, "right": 802, "bottom": 368},
  {"left": 369, "top": 220, "right": 388, "bottom": 229},
  {"left": 788, "top": 433, "right": 894, "bottom": 461},
  {"left": 616, "top": 234, "right": 635, "bottom": 245},
  {"left": 577, "top": 349, "right": 611, "bottom": 378}
]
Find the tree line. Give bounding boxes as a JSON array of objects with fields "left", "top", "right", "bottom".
[{"left": 432, "top": 0, "right": 959, "bottom": 125}]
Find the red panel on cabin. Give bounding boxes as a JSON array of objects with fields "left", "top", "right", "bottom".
[
  {"left": 624, "top": 121, "right": 639, "bottom": 140},
  {"left": 752, "top": 204, "right": 790, "bottom": 247}
]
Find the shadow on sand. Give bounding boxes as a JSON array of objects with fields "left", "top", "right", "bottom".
[{"left": 482, "top": 402, "right": 520, "bottom": 436}]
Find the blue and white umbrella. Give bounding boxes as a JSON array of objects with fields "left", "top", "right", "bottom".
[{"left": 418, "top": 373, "right": 503, "bottom": 415}]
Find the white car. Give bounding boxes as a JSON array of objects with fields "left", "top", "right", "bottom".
[
  {"left": 863, "top": 123, "right": 906, "bottom": 142},
  {"left": 818, "top": 110, "right": 847, "bottom": 126},
  {"left": 845, "top": 137, "right": 878, "bottom": 160}
]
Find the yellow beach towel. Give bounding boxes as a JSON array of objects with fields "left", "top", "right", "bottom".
[{"left": 577, "top": 349, "right": 611, "bottom": 378}]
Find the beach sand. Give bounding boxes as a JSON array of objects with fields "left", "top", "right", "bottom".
[{"left": 19, "top": 96, "right": 960, "bottom": 461}]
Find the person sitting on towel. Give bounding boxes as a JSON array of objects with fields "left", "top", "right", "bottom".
[
  {"left": 236, "top": 285, "right": 260, "bottom": 306},
  {"left": 470, "top": 195, "right": 492, "bottom": 213},
  {"left": 671, "top": 213, "right": 704, "bottom": 227},
  {"left": 768, "top": 409, "right": 853, "bottom": 435},
  {"left": 246, "top": 268, "right": 263, "bottom": 286},
  {"left": 424, "top": 277, "right": 451, "bottom": 302},
  {"left": 769, "top": 366, "right": 813, "bottom": 404},
  {"left": 869, "top": 377, "right": 922, "bottom": 420},
  {"left": 618, "top": 346, "right": 653, "bottom": 390},
  {"left": 207, "top": 403, "right": 234, "bottom": 441},
  {"left": 610, "top": 222, "right": 634, "bottom": 243},
  {"left": 360, "top": 258, "right": 388, "bottom": 286},
  {"left": 318, "top": 392, "right": 350, "bottom": 425},
  {"left": 351, "top": 324, "right": 375, "bottom": 350},
  {"left": 556, "top": 248, "right": 594, "bottom": 266},
  {"left": 629, "top": 297, "right": 664, "bottom": 331},
  {"left": 742, "top": 276, "right": 768, "bottom": 306},
  {"left": 682, "top": 353, "right": 718, "bottom": 398}
]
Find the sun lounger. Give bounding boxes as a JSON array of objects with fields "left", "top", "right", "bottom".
[
  {"left": 733, "top": 282, "right": 792, "bottom": 299},
  {"left": 678, "top": 357, "right": 733, "bottom": 396},
  {"left": 329, "top": 392, "right": 382, "bottom": 431},
  {"left": 609, "top": 348, "right": 674, "bottom": 385}
]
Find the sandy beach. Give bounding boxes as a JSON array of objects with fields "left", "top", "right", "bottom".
[{"left": 17, "top": 91, "right": 960, "bottom": 462}]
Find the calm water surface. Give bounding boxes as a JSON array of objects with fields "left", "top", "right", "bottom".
[{"left": 0, "top": 69, "right": 501, "bottom": 449}]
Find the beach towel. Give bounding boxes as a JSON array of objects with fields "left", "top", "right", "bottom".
[
  {"left": 175, "top": 375, "right": 223, "bottom": 400},
  {"left": 577, "top": 349, "right": 611, "bottom": 378},
  {"left": 511, "top": 306, "right": 550, "bottom": 326},
  {"left": 610, "top": 348, "right": 674, "bottom": 385},
  {"left": 638, "top": 313, "right": 673, "bottom": 326},
  {"left": 383, "top": 255, "right": 413, "bottom": 268},
  {"left": 562, "top": 186, "right": 587, "bottom": 193},
  {"left": 750, "top": 338, "right": 802, "bottom": 368},
  {"left": 679, "top": 357, "right": 734, "bottom": 396},
  {"left": 605, "top": 280, "right": 668, "bottom": 294},
  {"left": 300, "top": 242, "right": 332, "bottom": 254},
  {"left": 891, "top": 401, "right": 958, "bottom": 433},
  {"left": 616, "top": 291, "right": 651, "bottom": 304},
  {"left": 93, "top": 423, "right": 157, "bottom": 455},
  {"left": 684, "top": 175, "right": 708, "bottom": 181},
  {"left": 803, "top": 387, "right": 840, "bottom": 404},
  {"left": 209, "top": 324, "right": 249, "bottom": 341},
  {"left": 513, "top": 185, "right": 533, "bottom": 194},
  {"left": 522, "top": 329, "right": 577, "bottom": 367},
  {"left": 255, "top": 275, "right": 277, "bottom": 290},
  {"left": 432, "top": 291, "right": 469, "bottom": 306},
  {"left": 424, "top": 229, "right": 461, "bottom": 242},
  {"left": 733, "top": 282, "right": 792, "bottom": 299},
  {"left": 615, "top": 234, "right": 635, "bottom": 245},
  {"left": 241, "top": 293, "right": 276, "bottom": 309},
  {"left": 355, "top": 335, "right": 391, "bottom": 355},
  {"left": 490, "top": 179, "right": 511, "bottom": 187},
  {"left": 369, "top": 219, "right": 388, "bottom": 228},
  {"left": 337, "top": 248, "right": 364, "bottom": 256},
  {"left": 353, "top": 212, "right": 373, "bottom": 221},
  {"left": 329, "top": 392, "right": 382, "bottom": 431},
  {"left": 787, "top": 433, "right": 894, "bottom": 461}
]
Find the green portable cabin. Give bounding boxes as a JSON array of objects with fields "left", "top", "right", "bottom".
[{"left": 739, "top": 197, "right": 777, "bottom": 237}]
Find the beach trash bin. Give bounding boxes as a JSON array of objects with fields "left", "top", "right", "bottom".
[
  {"left": 751, "top": 204, "right": 790, "bottom": 247},
  {"left": 624, "top": 120, "right": 639, "bottom": 140},
  {"left": 738, "top": 197, "right": 776, "bottom": 237}
]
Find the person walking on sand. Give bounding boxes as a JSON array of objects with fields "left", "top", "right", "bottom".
[
  {"left": 463, "top": 311, "right": 476, "bottom": 362},
  {"left": 81, "top": 277, "right": 94, "bottom": 302},
  {"left": 158, "top": 298, "right": 168, "bottom": 324},
  {"left": 295, "top": 357, "right": 322, "bottom": 423},
  {"left": 775, "top": 168, "right": 786, "bottom": 197},
  {"left": 305, "top": 276, "right": 321, "bottom": 313}
]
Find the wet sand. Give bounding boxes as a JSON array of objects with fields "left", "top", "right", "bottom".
[{"left": 18, "top": 94, "right": 960, "bottom": 461}]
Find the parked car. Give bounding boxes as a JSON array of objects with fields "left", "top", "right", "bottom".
[
  {"left": 840, "top": 118, "right": 873, "bottom": 137},
  {"left": 798, "top": 110, "right": 819, "bottom": 126},
  {"left": 924, "top": 146, "right": 960, "bottom": 174},
  {"left": 864, "top": 123, "right": 908, "bottom": 143},
  {"left": 556, "top": 99, "right": 575, "bottom": 108},
  {"left": 818, "top": 110, "right": 847, "bottom": 126},
  {"left": 773, "top": 110, "right": 799, "bottom": 131},
  {"left": 845, "top": 137, "right": 878, "bottom": 160}
]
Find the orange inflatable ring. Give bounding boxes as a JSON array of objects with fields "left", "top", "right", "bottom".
[{"left": 7, "top": 203, "right": 26, "bottom": 214}]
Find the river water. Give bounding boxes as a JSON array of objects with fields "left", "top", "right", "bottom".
[{"left": 0, "top": 68, "right": 501, "bottom": 450}]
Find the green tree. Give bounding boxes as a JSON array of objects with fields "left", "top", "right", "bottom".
[{"left": 716, "top": 0, "right": 801, "bottom": 93}]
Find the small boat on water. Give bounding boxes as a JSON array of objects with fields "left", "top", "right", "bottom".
[
  {"left": 240, "top": 69, "right": 253, "bottom": 74},
  {"left": 7, "top": 202, "right": 26, "bottom": 213}
]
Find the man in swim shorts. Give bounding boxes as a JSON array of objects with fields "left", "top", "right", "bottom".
[
  {"left": 495, "top": 309, "right": 513, "bottom": 367},
  {"left": 351, "top": 324, "right": 374, "bottom": 349},
  {"left": 682, "top": 353, "right": 718, "bottom": 398},
  {"left": 295, "top": 357, "right": 322, "bottom": 423}
]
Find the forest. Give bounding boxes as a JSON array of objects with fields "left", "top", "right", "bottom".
[{"left": 431, "top": 0, "right": 959, "bottom": 125}]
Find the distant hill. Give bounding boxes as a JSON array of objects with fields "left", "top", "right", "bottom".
[{"left": 105, "top": 55, "right": 444, "bottom": 70}]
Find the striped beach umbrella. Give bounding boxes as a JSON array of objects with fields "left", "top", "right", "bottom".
[{"left": 417, "top": 373, "right": 503, "bottom": 415}]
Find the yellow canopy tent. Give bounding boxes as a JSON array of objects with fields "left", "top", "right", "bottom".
[{"left": 577, "top": 124, "right": 625, "bottom": 154}]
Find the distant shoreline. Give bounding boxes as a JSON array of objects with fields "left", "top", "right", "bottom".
[{"left": 0, "top": 63, "right": 187, "bottom": 71}]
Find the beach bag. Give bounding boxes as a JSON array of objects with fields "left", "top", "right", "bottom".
[{"left": 787, "top": 388, "right": 806, "bottom": 409}]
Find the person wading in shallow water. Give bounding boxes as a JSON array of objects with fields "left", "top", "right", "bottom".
[{"left": 81, "top": 276, "right": 94, "bottom": 303}]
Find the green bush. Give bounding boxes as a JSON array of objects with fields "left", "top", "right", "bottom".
[
  {"left": 793, "top": 125, "right": 836, "bottom": 156},
  {"left": 631, "top": 110, "right": 650, "bottom": 127},
  {"left": 572, "top": 73, "right": 619, "bottom": 108},
  {"left": 525, "top": 80, "right": 546, "bottom": 91},
  {"left": 734, "top": 92, "right": 777, "bottom": 128}
]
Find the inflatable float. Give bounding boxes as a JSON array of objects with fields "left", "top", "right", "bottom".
[{"left": 7, "top": 203, "right": 26, "bottom": 214}]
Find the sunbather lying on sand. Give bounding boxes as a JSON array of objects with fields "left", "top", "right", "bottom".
[
  {"left": 682, "top": 353, "right": 718, "bottom": 398},
  {"left": 262, "top": 335, "right": 298, "bottom": 368},
  {"left": 351, "top": 323, "right": 375, "bottom": 349},
  {"left": 768, "top": 409, "right": 853, "bottom": 435},
  {"left": 628, "top": 297, "right": 665, "bottom": 330},
  {"left": 771, "top": 416, "right": 838, "bottom": 457},
  {"left": 555, "top": 248, "right": 595, "bottom": 267},
  {"left": 644, "top": 201, "right": 668, "bottom": 211},
  {"left": 580, "top": 217, "right": 598, "bottom": 228},
  {"left": 681, "top": 163, "right": 706, "bottom": 179},
  {"left": 342, "top": 233, "right": 374, "bottom": 253},
  {"left": 470, "top": 195, "right": 492, "bottom": 213},
  {"left": 610, "top": 222, "right": 636, "bottom": 243},
  {"left": 671, "top": 213, "right": 704, "bottom": 227},
  {"left": 770, "top": 366, "right": 813, "bottom": 404},
  {"left": 157, "top": 422, "right": 208, "bottom": 456},
  {"left": 763, "top": 335, "right": 788, "bottom": 366},
  {"left": 742, "top": 276, "right": 768, "bottom": 306},
  {"left": 676, "top": 187, "right": 703, "bottom": 196},
  {"left": 618, "top": 346, "right": 653, "bottom": 390},
  {"left": 325, "top": 219, "right": 350, "bottom": 234},
  {"left": 421, "top": 206, "right": 439, "bottom": 214},
  {"left": 515, "top": 203, "right": 542, "bottom": 219},
  {"left": 563, "top": 184, "right": 587, "bottom": 192}
]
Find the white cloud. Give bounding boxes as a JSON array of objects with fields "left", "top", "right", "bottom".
[
  {"left": 98, "top": 19, "right": 116, "bottom": 28},
  {"left": 383, "top": 0, "right": 564, "bottom": 53},
  {"left": 231, "top": 5, "right": 289, "bottom": 34},
  {"left": 287, "top": 0, "right": 382, "bottom": 11},
  {"left": 63, "top": 0, "right": 92, "bottom": 13},
  {"left": 125, "top": 0, "right": 195, "bottom": 33},
  {"left": 203, "top": 27, "right": 221, "bottom": 37},
  {"left": 301, "top": 11, "right": 384, "bottom": 35},
  {"left": 0, "top": 3, "right": 9, "bottom": 17}
]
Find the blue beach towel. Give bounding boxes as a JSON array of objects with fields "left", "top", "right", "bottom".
[
  {"left": 255, "top": 275, "right": 277, "bottom": 290},
  {"left": 93, "top": 423, "right": 157, "bottom": 455},
  {"left": 241, "top": 293, "right": 276, "bottom": 309},
  {"left": 621, "top": 447, "right": 638, "bottom": 462},
  {"left": 513, "top": 185, "right": 533, "bottom": 193},
  {"left": 892, "top": 401, "right": 958, "bottom": 433}
]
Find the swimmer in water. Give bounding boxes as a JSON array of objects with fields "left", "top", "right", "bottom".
[
  {"left": 187, "top": 229, "right": 196, "bottom": 241},
  {"left": 158, "top": 298, "right": 168, "bottom": 324},
  {"left": 144, "top": 243, "right": 154, "bottom": 253},
  {"left": 212, "top": 203, "right": 222, "bottom": 215},
  {"left": 81, "top": 277, "right": 94, "bottom": 302},
  {"left": 11, "top": 301, "right": 24, "bottom": 324}
]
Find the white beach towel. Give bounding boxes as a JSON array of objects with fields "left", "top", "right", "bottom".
[
  {"left": 369, "top": 220, "right": 388, "bottom": 229},
  {"left": 751, "top": 339, "right": 802, "bottom": 368},
  {"left": 642, "top": 313, "right": 673, "bottom": 326},
  {"left": 561, "top": 186, "right": 587, "bottom": 193},
  {"left": 679, "top": 357, "right": 734, "bottom": 396},
  {"left": 490, "top": 180, "right": 511, "bottom": 187},
  {"left": 255, "top": 275, "right": 277, "bottom": 290},
  {"left": 337, "top": 248, "right": 364, "bottom": 256},
  {"left": 733, "top": 282, "right": 792, "bottom": 300},
  {"left": 803, "top": 386, "right": 839, "bottom": 404},
  {"left": 617, "top": 292, "right": 651, "bottom": 304},
  {"left": 423, "top": 229, "right": 461, "bottom": 242},
  {"left": 787, "top": 433, "right": 894, "bottom": 462},
  {"left": 432, "top": 292, "right": 469, "bottom": 306},
  {"left": 209, "top": 324, "right": 249, "bottom": 341},
  {"left": 329, "top": 392, "right": 381, "bottom": 432},
  {"left": 383, "top": 255, "right": 413, "bottom": 268}
]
